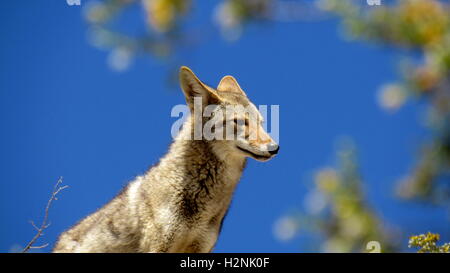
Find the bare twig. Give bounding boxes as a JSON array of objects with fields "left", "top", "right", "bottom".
[{"left": 22, "top": 177, "right": 68, "bottom": 253}]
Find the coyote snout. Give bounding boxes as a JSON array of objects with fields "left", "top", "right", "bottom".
[{"left": 53, "top": 66, "right": 278, "bottom": 253}]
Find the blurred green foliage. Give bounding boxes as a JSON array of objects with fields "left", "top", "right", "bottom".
[{"left": 275, "top": 142, "right": 400, "bottom": 252}]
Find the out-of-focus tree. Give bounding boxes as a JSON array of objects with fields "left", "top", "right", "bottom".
[
  {"left": 281, "top": 0, "right": 450, "bottom": 251},
  {"left": 274, "top": 141, "right": 400, "bottom": 252},
  {"left": 84, "top": 0, "right": 193, "bottom": 72},
  {"left": 318, "top": 0, "right": 450, "bottom": 205},
  {"left": 84, "top": 0, "right": 322, "bottom": 70}
]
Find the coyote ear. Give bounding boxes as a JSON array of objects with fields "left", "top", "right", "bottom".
[
  {"left": 179, "top": 66, "right": 220, "bottom": 110},
  {"left": 217, "top": 76, "right": 246, "bottom": 95}
]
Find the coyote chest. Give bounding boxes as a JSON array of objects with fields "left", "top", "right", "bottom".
[
  {"left": 129, "top": 142, "right": 247, "bottom": 253},
  {"left": 152, "top": 163, "right": 241, "bottom": 252}
]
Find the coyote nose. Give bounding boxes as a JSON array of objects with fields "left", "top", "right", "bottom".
[{"left": 267, "top": 143, "right": 279, "bottom": 155}]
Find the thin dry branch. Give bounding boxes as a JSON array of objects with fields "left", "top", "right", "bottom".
[{"left": 22, "top": 177, "right": 68, "bottom": 253}]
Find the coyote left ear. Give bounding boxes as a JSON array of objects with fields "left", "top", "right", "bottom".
[
  {"left": 179, "top": 66, "right": 221, "bottom": 110},
  {"left": 217, "top": 76, "right": 246, "bottom": 95}
]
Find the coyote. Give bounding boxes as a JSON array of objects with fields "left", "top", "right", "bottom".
[{"left": 53, "top": 66, "right": 279, "bottom": 253}]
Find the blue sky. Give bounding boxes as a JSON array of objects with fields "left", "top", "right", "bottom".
[{"left": 0, "top": 1, "right": 448, "bottom": 253}]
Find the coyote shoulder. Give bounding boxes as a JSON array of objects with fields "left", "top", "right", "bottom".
[{"left": 53, "top": 66, "right": 279, "bottom": 253}]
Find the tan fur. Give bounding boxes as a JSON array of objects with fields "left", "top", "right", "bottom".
[{"left": 53, "top": 67, "right": 278, "bottom": 253}]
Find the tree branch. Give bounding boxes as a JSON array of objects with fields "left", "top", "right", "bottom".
[{"left": 22, "top": 177, "right": 68, "bottom": 253}]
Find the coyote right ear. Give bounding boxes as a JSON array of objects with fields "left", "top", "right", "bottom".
[
  {"left": 217, "top": 75, "right": 246, "bottom": 96},
  {"left": 179, "top": 66, "right": 221, "bottom": 110}
]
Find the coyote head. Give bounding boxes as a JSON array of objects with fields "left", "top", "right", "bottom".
[{"left": 179, "top": 66, "right": 279, "bottom": 162}]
